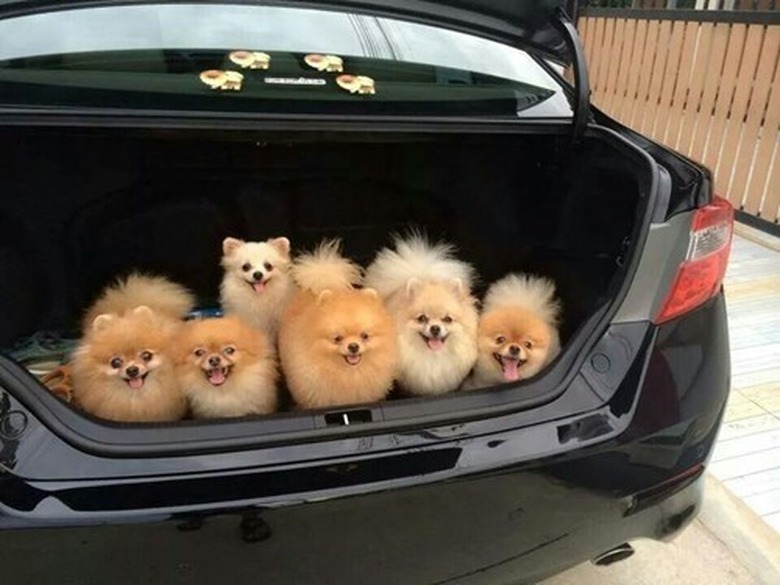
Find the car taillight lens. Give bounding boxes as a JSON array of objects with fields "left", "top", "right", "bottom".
[{"left": 654, "top": 197, "right": 734, "bottom": 324}]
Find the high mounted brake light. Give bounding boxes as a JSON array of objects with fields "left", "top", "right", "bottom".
[{"left": 655, "top": 197, "right": 734, "bottom": 324}]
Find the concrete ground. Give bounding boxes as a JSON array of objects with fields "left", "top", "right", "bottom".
[{"left": 542, "top": 474, "right": 780, "bottom": 585}]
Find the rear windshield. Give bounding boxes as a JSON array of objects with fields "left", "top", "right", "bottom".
[{"left": 0, "top": 3, "right": 572, "bottom": 118}]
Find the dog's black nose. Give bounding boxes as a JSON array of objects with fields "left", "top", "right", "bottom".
[
  {"left": 252, "top": 271, "right": 264, "bottom": 282},
  {"left": 347, "top": 343, "right": 360, "bottom": 354},
  {"left": 509, "top": 345, "right": 520, "bottom": 356},
  {"left": 429, "top": 324, "right": 441, "bottom": 337},
  {"left": 126, "top": 366, "right": 140, "bottom": 378},
  {"left": 208, "top": 356, "right": 221, "bottom": 368}
]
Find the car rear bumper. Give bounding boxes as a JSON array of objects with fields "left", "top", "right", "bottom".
[{"left": 0, "top": 292, "right": 729, "bottom": 582}]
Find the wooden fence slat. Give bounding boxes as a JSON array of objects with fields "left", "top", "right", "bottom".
[
  {"left": 663, "top": 21, "right": 700, "bottom": 148},
  {"left": 652, "top": 20, "right": 687, "bottom": 140},
  {"left": 595, "top": 17, "right": 616, "bottom": 101},
  {"left": 602, "top": 18, "right": 627, "bottom": 115},
  {"left": 678, "top": 22, "right": 716, "bottom": 155},
  {"left": 716, "top": 24, "right": 765, "bottom": 206},
  {"left": 640, "top": 19, "right": 673, "bottom": 136},
  {"left": 590, "top": 18, "right": 607, "bottom": 96},
  {"left": 703, "top": 23, "right": 748, "bottom": 173},
  {"left": 744, "top": 40, "right": 780, "bottom": 220},
  {"left": 610, "top": 18, "right": 637, "bottom": 120},
  {"left": 581, "top": 17, "right": 593, "bottom": 67},
  {"left": 629, "top": 19, "right": 661, "bottom": 129},
  {"left": 728, "top": 27, "right": 779, "bottom": 210},
  {"left": 618, "top": 19, "right": 648, "bottom": 124},
  {"left": 690, "top": 22, "right": 731, "bottom": 162},
  {"left": 758, "top": 144, "right": 780, "bottom": 223}
]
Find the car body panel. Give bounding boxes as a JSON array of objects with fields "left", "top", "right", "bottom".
[{"left": 0, "top": 295, "right": 728, "bottom": 583}]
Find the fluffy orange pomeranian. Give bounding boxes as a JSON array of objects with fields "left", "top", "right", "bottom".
[
  {"left": 364, "top": 234, "right": 479, "bottom": 396},
  {"left": 466, "top": 274, "right": 562, "bottom": 388},
  {"left": 174, "top": 315, "right": 278, "bottom": 419},
  {"left": 220, "top": 236, "right": 296, "bottom": 340},
  {"left": 71, "top": 274, "right": 194, "bottom": 422},
  {"left": 278, "top": 240, "right": 398, "bottom": 410},
  {"left": 71, "top": 306, "right": 187, "bottom": 422}
]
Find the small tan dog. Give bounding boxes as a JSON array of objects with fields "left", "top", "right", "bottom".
[
  {"left": 71, "top": 274, "right": 193, "bottom": 422},
  {"left": 279, "top": 240, "right": 398, "bottom": 409},
  {"left": 219, "top": 236, "right": 296, "bottom": 340},
  {"left": 175, "top": 316, "right": 278, "bottom": 419},
  {"left": 364, "top": 235, "right": 479, "bottom": 396},
  {"left": 467, "top": 274, "right": 561, "bottom": 388}
]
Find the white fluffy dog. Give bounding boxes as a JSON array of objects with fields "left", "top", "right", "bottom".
[
  {"left": 219, "top": 236, "right": 296, "bottom": 340},
  {"left": 364, "top": 235, "right": 479, "bottom": 396}
]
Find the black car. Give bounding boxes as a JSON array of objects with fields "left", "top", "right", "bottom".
[{"left": 0, "top": 1, "right": 733, "bottom": 583}]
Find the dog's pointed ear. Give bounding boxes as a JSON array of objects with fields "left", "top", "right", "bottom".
[
  {"left": 316, "top": 290, "right": 333, "bottom": 305},
  {"left": 92, "top": 313, "right": 116, "bottom": 332},
  {"left": 449, "top": 278, "right": 466, "bottom": 297},
  {"left": 222, "top": 237, "right": 244, "bottom": 256},
  {"left": 269, "top": 237, "right": 291, "bottom": 258},
  {"left": 405, "top": 278, "right": 421, "bottom": 298},
  {"left": 132, "top": 305, "right": 155, "bottom": 320}
]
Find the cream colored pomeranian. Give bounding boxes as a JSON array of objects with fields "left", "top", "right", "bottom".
[
  {"left": 467, "top": 274, "right": 562, "bottom": 388},
  {"left": 278, "top": 240, "right": 398, "bottom": 409},
  {"left": 175, "top": 315, "right": 278, "bottom": 419},
  {"left": 219, "top": 236, "right": 296, "bottom": 340},
  {"left": 364, "top": 235, "right": 479, "bottom": 396},
  {"left": 71, "top": 274, "right": 194, "bottom": 422}
]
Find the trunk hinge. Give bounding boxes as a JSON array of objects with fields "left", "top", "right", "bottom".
[{"left": 551, "top": 7, "right": 590, "bottom": 143}]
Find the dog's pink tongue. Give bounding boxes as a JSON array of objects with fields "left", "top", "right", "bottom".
[
  {"left": 128, "top": 377, "right": 145, "bottom": 389},
  {"left": 426, "top": 337, "right": 444, "bottom": 351},
  {"left": 502, "top": 359, "right": 520, "bottom": 382},
  {"left": 253, "top": 281, "right": 266, "bottom": 294},
  {"left": 208, "top": 369, "right": 226, "bottom": 386}
]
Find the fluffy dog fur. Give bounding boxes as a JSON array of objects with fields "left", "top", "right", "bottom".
[
  {"left": 175, "top": 315, "right": 278, "bottom": 419},
  {"left": 220, "top": 236, "right": 295, "bottom": 340},
  {"left": 364, "top": 235, "right": 479, "bottom": 396},
  {"left": 81, "top": 273, "right": 195, "bottom": 333},
  {"left": 467, "top": 274, "right": 561, "bottom": 388},
  {"left": 71, "top": 306, "right": 186, "bottom": 422},
  {"left": 279, "top": 240, "right": 398, "bottom": 409}
]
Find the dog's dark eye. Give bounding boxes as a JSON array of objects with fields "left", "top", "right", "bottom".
[
  {"left": 241, "top": 262, "right": 251, "bottom": 272},
  {"left": 360, "top": 332, "right": 369, "bottom": 341},
  {"left": 523, "top": 340, "right": 534, "bottom": 349},
  {"left": 194, "top": 348, "right": 206, "bottom": 357},
  {"left": 140, "top": 351, "right": 153, "bottom": 362},
  {"left": 263, "top": 262, "right": 273, "bottom": 272},
  {"left": 416, "top": 314, "right": 428, "bottom": 324},
  {"left": 224, "top": 346, "right": 236, "bottom": 355},
  {"left": 442, "top": 315, "right": 453, "bottom": 324},
  {"left": 109, "top": 356, "right": 123, "bottom": 369},
  {"left": 495, "top": 336, "right": 506, "bottom": 345},
  {"left": 334, "top": 335, "right": 344, "bottom": 344}
]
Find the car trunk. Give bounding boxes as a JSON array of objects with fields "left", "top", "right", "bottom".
[{"left": 0, "top": 123, "right": 653, "bottom": 439}]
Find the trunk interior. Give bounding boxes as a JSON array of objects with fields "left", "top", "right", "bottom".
[{"left": 0, "top": 125, "right": 647, "bottom": 422}]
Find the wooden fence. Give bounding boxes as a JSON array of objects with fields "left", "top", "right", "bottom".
[{"left": 577, "top": 8, "right": 780, "bottom": 226}]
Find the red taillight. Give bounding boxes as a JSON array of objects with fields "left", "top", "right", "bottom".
[{"left": 654, "top": 197, "right": 734, "bottom": 324}]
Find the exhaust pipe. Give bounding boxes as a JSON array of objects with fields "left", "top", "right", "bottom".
[{"left": 591, "top": 543, "right": 635, "bottom": 566}]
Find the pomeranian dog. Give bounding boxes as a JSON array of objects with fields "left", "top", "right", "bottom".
[
  {"left": 71, "top": 302, "right": 188, "bottom": 423},
  {"left": 278, "top": 240, "right": 398, "bottom": 409},
  {"left": 364, "top": 234, "right": 479, "bottom": 396},
  {"left": 220, "top": 236, "right": 295, "bottom": 340},
  {"left": 175, "top": 315, "right": 278, "bottom": 419},
  {"left": 81, "top": 272, "right": 195, "bottom": 333},
  {"left": 467, "top": 274, "right": 561, "bottom": 388}
]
